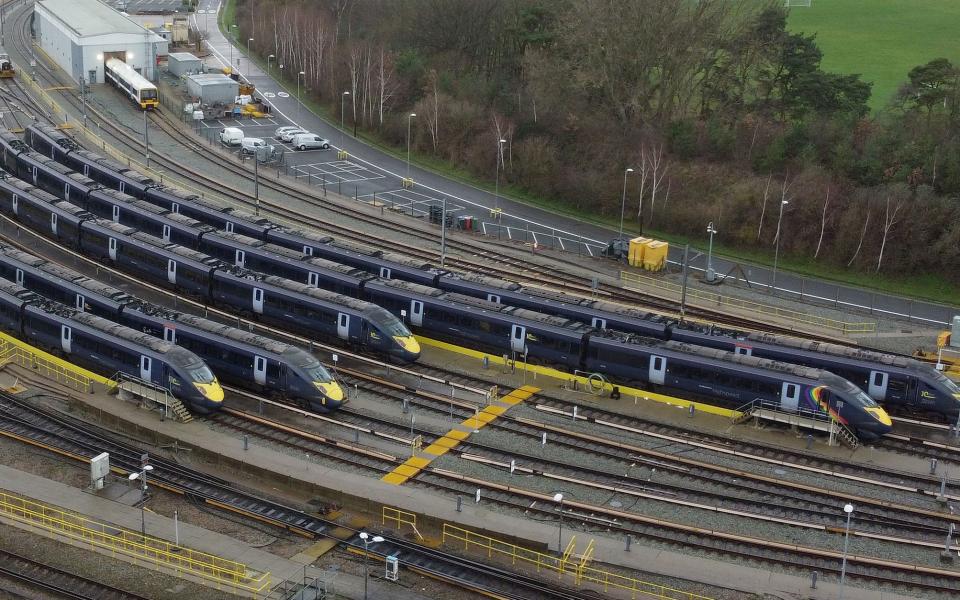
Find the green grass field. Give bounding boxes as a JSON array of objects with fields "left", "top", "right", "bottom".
[{"left": 787, "top": 1, "right": 960, "bottom": 111}]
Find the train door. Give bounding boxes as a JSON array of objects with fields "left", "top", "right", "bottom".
[
  {"left": 235, "top": 249, "right": 245, "bottom": 268},
  {"left": 162, "top": 225, "right": 171, "bottom": 243},
  {"left": 14, "top": 268, "right": 23, "bottom": 285},
  {"left": 167, "top": 259, "right": 177, "bottom": 284},
  {"left": 171, "top": 202, "right": 179, "bottom": 214},
  {"left": 31, "top": 166, "right": 37, "bottom": 184},
  {"left": 409, "top": 300, "right": 423, "bottom": 327},
  {"left": 108, "top": 237, "right": 117, "bottom": 260},
  {"left": 308, "top": 272, "right": 319, "bottom": 287},
  {"left": 254, "top": 356, "right": 267, "bottom": 385},
  {"left": 487, "top": 294, "right": 500, "bottom": 304},
  {"left": 119, "top": 181, "right": 125, "bottom": 194},
  {"left": 60, "top": 325, "right": 71, "bottom": 353},
  {"left": 225, "top": 222, "right": 234, "bottom": 233},
  {"left": 50, "top": 212, "right": 57, "bottom": 235},
  {"left": 252, "top": 288, "right": 264, "bottom": 314},
  {"left": 591, "top": 317, "right": 607, "bottom": 330},
  {"left": 82, "top": 164, "right": 89, "bottom": 176},
  {"left": 163, "top": 326, "right": 175, "bottom": 343},
  {"left": 140, "top": 355, "right": 152, "bottom": 381},
  {"left": 303, "top": 245, "right": 313, "bottom": 256},
  {"left": 11, "top": 194, "right": 17, "bottom": 215},
  {"left": 75, "top": 294, "right": 85, "bottom": 311},
  {"left": 112, "top": 205, "right": 120, "bottom": 223},
  {"left": 780, "top": 382, "right": 800, "bottom": 412},
  {"left": 868, "top": 370, "right": 888, "bottom": 401},
  {"left": 735, "top": 346, "right": 752, "bottom": 356},
  {"left": 510, "top": 325, "right": 526, "bottom": 354},
  {"left": 380, "top": 267, "right": 391, "bottom": 279},
  {"left": 648, "top": 355, "right": 666, "bottom": 385},
  {"left": 337, "top": 313, "right": 350, "bottom": 340},
  {"left": 64, "top": 183, "right": 71, "bottom": 201}
]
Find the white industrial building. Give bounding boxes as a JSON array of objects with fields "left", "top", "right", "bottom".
[{"left": 35, "top": 0, "right": 165, "bottom": 84}]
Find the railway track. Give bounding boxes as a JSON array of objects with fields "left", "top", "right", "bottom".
[
  {"left": 0, "top": 392, "right": 597, "bottom": 600},
  {"left": 204, "top": 393, "right": 960, "bottom": 598},
  {"left": 2, "top": 2, "right": 862, "bottom": 344},
  {"left": 0, "top": 548, "right": 149, "bottom": 600}
]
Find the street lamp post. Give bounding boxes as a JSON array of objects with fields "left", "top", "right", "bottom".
[
  {"left": 341, "top": 91, "right": 350, "bottom": 147},
  {"left": 127, "top": 459, "right": 155, "bottom": 537},
  {"left": 839, "top": 503, "right": 854, "bottom": 599},
  {"left": 358, "top": 532, "right": 384, "bottom": 600},
  {"left": 229, "top": 25, "right": 237, "bottom": 71},
  {"left": 705, "top": 221, "right": 718, "bottom": 282},
  {"left": 494, "top": 138, "right": 507, "bottom": 239},
  {"left": 246, "top": 38, "right": 254, "bottom": 80},
  {"left": 771, "top": 199, "right": 789, "bottom": 293},
  {"left": 406, "top": 113, "right": 416, "bottom": 179},
  {"left": 617, "top": 167, "right": 635, "bottom": 242},
  {"left": 266, "top": 54, "right": 274, "bottom": 77},
  {"left": 553, "top": 492, "right": 564, "bottom": 553},
  {"left": 297, "top": 71, "right": 306, "bottom": 120}
]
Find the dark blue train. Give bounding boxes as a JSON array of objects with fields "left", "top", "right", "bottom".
[
  {"left": 0, "top": 246, "right": 345, "bottom": 412},
  {"left": 0, "top": 277, "right": 222, "bottom": 412},
  {"left": 0, "top": 126, "right": 914, "bottom": 435}
]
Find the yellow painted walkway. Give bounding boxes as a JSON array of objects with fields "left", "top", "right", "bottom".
[{"left": 382, "top": 385, "right": 540, "bottom": 486}]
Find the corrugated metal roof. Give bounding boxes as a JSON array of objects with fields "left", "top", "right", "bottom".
[{"left": 38, "top": 0, "right": 155, "bottom": 38}]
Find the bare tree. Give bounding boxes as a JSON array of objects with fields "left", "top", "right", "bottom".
[
  {"left": 814, "top": 186, "right": 830, "bottom": 259},
  {"left": 635, "top": 144, "right": 649, "bottom": 219},
  {"left": 376, "top": 47, "right": 397, "bottom": 126},
  {"left": 647, "top": 144, "right": 668, "bottom": 224},
  {"left": 421, "top": 70, "right": 441, "bottom": 152},
  {"left": 847, "top": 208, "right": 871, "bottom": 267},
  {"left": 876, "top": 194, "right": 904, "bottom": 273},
  {"left": 756, "top": 174, "right": 771, "bottom": 241},
  {"left": 773, "top": 176, "right": 793, "bottom": 246}
]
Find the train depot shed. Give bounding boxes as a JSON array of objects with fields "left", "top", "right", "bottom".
[{"left": 34, "top": 0, "right": 165, "bottom": 85}]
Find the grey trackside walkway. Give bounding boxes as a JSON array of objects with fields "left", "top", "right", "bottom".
[
  {"left": 26, "top": 377, "right": 923, "bottom": 600},
  {"left": 0, "top": 465, "right": 431, "bottom": 600}
]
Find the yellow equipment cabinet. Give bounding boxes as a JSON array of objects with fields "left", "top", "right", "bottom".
[
  {"left": 643, "top": 240, "right": 669, "bottom": 271},
  {"left": 628, "top": 237, "right": 651, "bottom": 267}
]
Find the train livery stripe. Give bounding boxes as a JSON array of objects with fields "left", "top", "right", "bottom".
[
  {"left": 415, "top": 335, "right": 739, "bottom": 418},
  {"left": 382, "top": 385, "right": 541, "bottom": 486},
  {"left": 809, "top": 386, "right": 848, "bottom": 425}
]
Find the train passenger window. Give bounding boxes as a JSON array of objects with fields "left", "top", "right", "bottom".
[
  {"left": 873, "top": 372, "right": 883, "bottom": 387},
  {"left": 785, "top": 384, "right": 797, "bottom": 398},
  {"left": 653, "top": 357, "right": 663, "bottom": 371}
]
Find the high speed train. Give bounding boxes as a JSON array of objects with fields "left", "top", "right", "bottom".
[
  {"left": 104, "top": 58, "right": 159, "bottom": 110},
  {"left": 0, "top": 278, "right": 222, "bottom": 412},
  {"left": 0, "top": 246, "right": 345, "bottom": 412},
  {"left": 0, "top": 164, "right": 893, "bottom": 439}
]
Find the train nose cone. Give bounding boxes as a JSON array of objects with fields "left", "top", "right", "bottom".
[
  {"left": 315, "top": 381, "right": 345, "bottom": 403},
  {"left": 864, "top": 406, "right": 892, "bottom": 427},
  {"left": 394, "top": 335, "right": 421, "bottom": 357},
  {"left": 194, "top": 380, "right": 225, "bottom": 403}
]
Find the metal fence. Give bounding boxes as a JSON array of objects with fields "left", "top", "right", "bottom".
[
  {"left": 0, "top": 490, "right": 271, "bottom": 597},
  {"left": 0, "top": 331, "right": 107, "bottom": 393},
  {"left": 620, "top": 270, "right": 876, "bottom": 334},
  {"left": 441, "top": 524, "right": 713, "bottom": 600}
]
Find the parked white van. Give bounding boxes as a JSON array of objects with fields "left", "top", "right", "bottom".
[
  {"left": 291, "top": 133, "right": 331, "bottom": 151},
  {"left": 219, "top": 127, "right": 243, "bottom": 146}
]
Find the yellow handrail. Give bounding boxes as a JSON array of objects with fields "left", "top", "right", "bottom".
[
  {"left": 441, "top": 523, "right": 713, "bottom": 600},
  {"left": 0, "top": 491, "right": 270, "bottom": 597}
]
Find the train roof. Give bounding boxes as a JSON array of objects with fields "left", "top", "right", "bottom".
[
  {"left": 125, "top": 230, "right": 222, "bottom": 265},
  {"left": 441, "top": 271, "right": 522, "bottom": 292},
  {"left": 0, "top": 130, "right": 28, "bottom": 153},
  {"left": 205, "top": 230, "right": 265, "bottom": 248},
  {"left": 262, "top": 274, "right": 376, "bottom": 312},
  {"left": 53, "top": 200, "right": 94, "bottom": 218},
  {"left": 106, "top": 58, "right": 157, "bottom": 93},
  {"left": 0, "top": 278, "right": 40, "bottom": 302},
  {"left": 273, "top": 227, "right": 334, "bottom": 245},
  {"left": 72, "top": 311, "right": 177, "bottom": 353},
  {"left": 748, "top": 332, "right": 914, "bottom": 368},
  {"left": 594, "top": 330, "right": 826, "bottom": 380},
  {"left": 174, "top": 314, "right": 297, "bottom": 355},
  {"left": 304, "top": 256, "right": 370, "bottom": 278}
]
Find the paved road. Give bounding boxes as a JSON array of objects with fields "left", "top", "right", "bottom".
[{"left": 195, "top": 0, "right": 958, "bottom": 327}]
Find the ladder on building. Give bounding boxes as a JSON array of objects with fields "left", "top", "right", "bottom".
[
  {"left": 109, "top": 373, "right": 192, "bottom": 423},
  {"left": 733, "top": 400, "right": 859, "bottom": 449}
]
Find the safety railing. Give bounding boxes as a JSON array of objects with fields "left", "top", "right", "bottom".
[
  {"left": 382, "top": 506, "right": 423, "bottom": 540},
  {"left": 620, "top": 270, "right": 876, "bottom": 334},
  {"left": 0, "top": 331, "right": 107, "bottom": 394},
  {"left": 0, "top": 490, "right": 271, "bottom": 597},
  {"left": 441, "top": 524, "right": 714, "bottom": 600}
]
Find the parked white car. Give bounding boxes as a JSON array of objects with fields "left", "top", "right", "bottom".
[
  {"left": 279, "top": 128, "right": 309, "bottom": 143},
  {"left": 219, "top": 127, "right": 243, "bottom": 146},
  {"left": 274, "top": 125, "right": 301, "bottom": 140},
  {"left": 240, "top": 137, "right": 273, "bottom": 155},
  {"left": 291, "top": 133, "right": 331, "bottom": 151}
]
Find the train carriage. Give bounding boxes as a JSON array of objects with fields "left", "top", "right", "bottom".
[
  {"left": 104, "top": 58, "right": 158, "bottom": 110},
  {"left": 23, "top": 123, "right": 77, "bottom": 162},
  {"left": 144, "top": 185, "right": 276, "bottom": 239}
]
